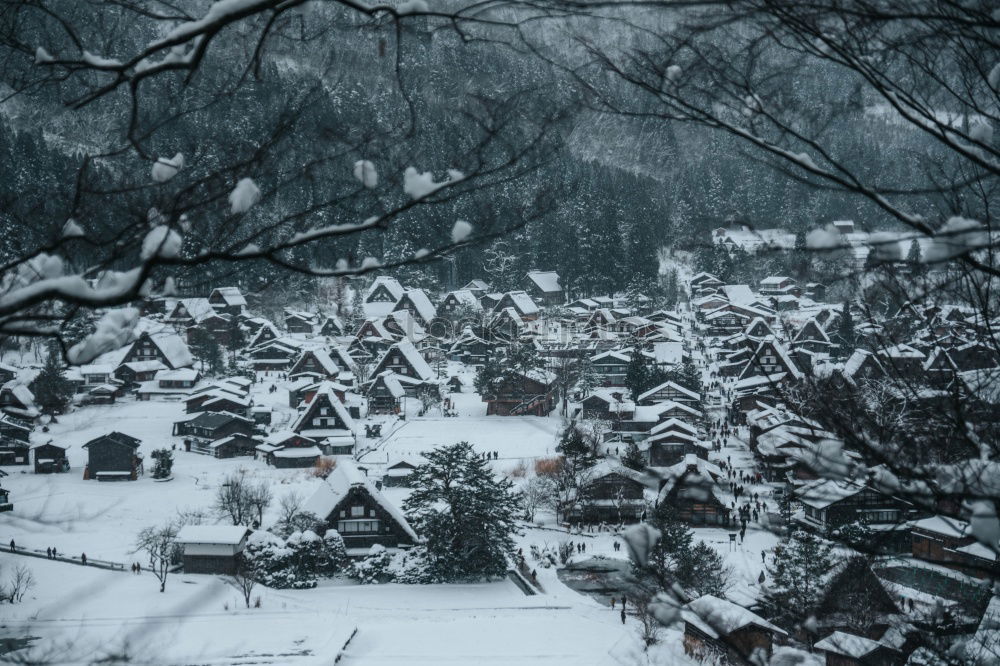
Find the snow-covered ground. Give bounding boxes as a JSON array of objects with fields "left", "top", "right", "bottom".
[{"left": 0, "top": 551, "right": 645, "bottom": 666}]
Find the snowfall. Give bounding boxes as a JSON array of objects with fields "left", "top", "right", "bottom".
[{"left": 0, "top": 359, "right": 780, "bottom": 665}]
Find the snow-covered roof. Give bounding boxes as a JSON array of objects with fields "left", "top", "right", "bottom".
[
  {"left": 273, "top": 446, "right": 322, "bottom": 458},
  {"left": 290, "top": 381, "right": 356, "bottom": 434},
  {"left": 909, "top": 515, "right": 969, "bottom": 539},
  {"left": 525, "top": 270, "right": 562, "bottom": 294},
  {"left": 815, "top": 631, "right": 887, "bottom": 658},
  {"left": 395, "top": 289, "right": 436, "bottom": 323},
  {"left": 210, "top": 286, "right": 247, "bottom": 306},
  {"left": 386, "top": 341, "right": 435, "bottom": 382},
  {"left": 155, "top": 368, "right": 200, "bottom": 381},
  {"left": 722, "top": 285, "right": 756, "bottom": 304},
  {"left": 683, "top": 595, "right": 787, "bottom": 638},
  {"left": 503, "top": 291, "right": 540, "bottom": 316},
  {"left": 649, "top": 417, "right": 699, "bottom": 436},
  {"left": 637, "top": 380, "right": 700, "bottom": 403},
  {"left": 444, "top": 289, "right": 482, "bottom": 310},
  {"left": 796, "top": 478, "right": 864, "bottom": 509},
  {"left": 144, "top": 328, "right": 194, "bottom": 368},
  {"left": 302, "top": 459, "right": 418, "bottom": 541},
  {"left": 366, "top": 276, "right": 405, "bottom": 302},
  {"left": 120, "top": 360, "right": 168, "bottom": 373},
  {"left": 373, "top": 371, "right": 406, "bottom": 398},
  {"left": 175, "top": 525, "right": 251, "bottom": 545}
]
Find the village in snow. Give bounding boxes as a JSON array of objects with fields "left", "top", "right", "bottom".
[
  {"left": 0, "top": 1, "right": 997, "bottom": 664},
  {"left": 0, "top": 223, "right": 996, "bottom": 666}
]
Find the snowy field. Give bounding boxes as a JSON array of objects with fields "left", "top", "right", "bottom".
[{"left": 0, "top": 552, "right": 651, "bottom": 666}]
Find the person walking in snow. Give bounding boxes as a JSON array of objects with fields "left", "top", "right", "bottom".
[
  {"left": 81, "top": 553, "right": 87, "bottom": 566},
  {"left": 611, "top": 598, "right": 616, "bottom": 610},
  {"left": 8, "top": 539, "right": 14, "bottom": 552},
  {"left": 620, "top": 608, "right": 626, "bottom": 624},
  {"left": 46, "top": 547, "right": 52, "bottom": 559}
]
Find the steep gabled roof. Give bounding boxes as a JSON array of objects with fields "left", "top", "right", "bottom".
[
  {"left": 637, "top": 380, "right": 700, "bottom": 403},
  {"left": 302, "top": 459, "right": 418, "bottom": 542},
  {"left": 525, "top": 270, "right": 562, "bottom": 294},
  {"left": 395, "top": 288, "right": 436, "bottom": 323},
  {"left": 365, "top": 276, "right": 405, "bottom": 302},
  {"left": 683, "top": 595, "right": 787, "bottom": 639}
]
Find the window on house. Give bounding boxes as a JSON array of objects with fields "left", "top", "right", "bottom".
[{"left": 351, "top": 505, "right": 364, "bottom": 517}]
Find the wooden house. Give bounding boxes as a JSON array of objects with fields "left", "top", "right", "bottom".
[
  {"left": 569, "top": 462, "right": 647, "bottom": 524},
  {"left": 120, "top": 329, "right": 193, "bottom": 370},
  {"left": 657, "top": 455, "right": 729, "bottom": 526},
  {"left": 910, "top": 516, "right": 997, "bottom": 579},
  {"left": 114, "top": 360, "right": 167, "bottom": 390},
  {"left": 0, "top": 471, "right": 10, "bottom": 512},
  {"left": 0, "top": 433, "right": 29, "bottom": 465},
  {"left": 185, "top": 389, "right": 251, "bottom": 416},
  {"left": 382, "top": 459, "right": 419, "bottom": 487},
  {"left": 319, "top": 314, "right": 344, "bottom": 337},
  {"left": 366, "top": 371, "right": 410, "bottom": 414},
  {"left": 302, "top": 459, "right": 418, "bottom": 554},
  {"left": 813, "top": 557, "right": 902, "bottom": 641},
  {"left": 797, "top": 479, "right": 918, "bottom": 551},
  {"left": 523, "top": 271, "right": 563, "bottom": 306},
  {"left": 246, "top": 340, "right": 301, "bottom": 371},
  {"left": 440, "top": 289, "right": 483, "bottom": 318},
  {"left": 814, "top": 631, "right": 902, "bottom": 666},
  {"left": 738, "top": 339, "right": 804, "bottom": 380},
  {"left": 207, "top": 286, "right": 247, "bottom": 316},
  {"left": 392, "top": 289, "right": 437, "bottom": 328},
  {"left": 494, "top": 291, "right": 540, "bottom": 321},
  {"left": 759, "top": 275, "right": 798, "bottom": 295},
  {"left": 590, "top": 349, "right": 632, "bottom": 387},
  {"left": 0, "top": 382, "right": 37, "bottom": 419},
  {"left": 290, "top": 383, "right": 356, "bottom": 453},
  {"left": 682, "top": 595, "right": 787, "bottom": 665},
  {"left": 82, "top": 432, "right": 142, "bottom": 481},
  {"left": 0, "top": 413, "right": 32, "bottom": 465},
  {"left": 288, "top": 349, "right": 342, "bottom": 380},
  {"left": 176, "top": 525, "right": 251, "bottom": 574},
  {"left": 246, "top": 321, "right": 280, "bottom": 349},
  {"left": 365, "top": 276, "right": 405, "bottom": 306},
  {"left": 448, "top": 327, "right": 491, "bottom": 366},
  {"left": 580, "top": 390, "right": 633, "bottom": 420},
  {"left": 793, "top": 318, "right": 833, "bottom": 353},
  {"left": 688, "top": 272, "right": 724, "bottom": 291},
  {"left": 284, "top": 309, "right": 318, "bottom": 334},
  {"left": 636, "top": 380, "right": 700, "bottom": 406},
  {"left": 484, "top": 369, "right": 557, "bottom": 416},
  {"left": 173, "top": 411, "right": 254, "bottom": 443},
  {"left": 371, "top": 341, "right": 436, "bottom": 384}
]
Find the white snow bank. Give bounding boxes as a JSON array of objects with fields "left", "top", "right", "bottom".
[{"left": 403, "top": 167, "right": 464, "bottom": 199}]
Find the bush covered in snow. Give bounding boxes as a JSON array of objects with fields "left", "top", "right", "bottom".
[
  {"left": 243, "top": 529, "right": 348, "bottom": 589},
  {"left": 352, "top": 545, "right": 440, "bottom": 585}
]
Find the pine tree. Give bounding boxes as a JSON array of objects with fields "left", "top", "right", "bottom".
[
  {"left": 662, "top": 269, "right": 679, "bottom": 309},
  {"left": 188, "top": 327, "right": 225, "bottom": 376},
  {"left": 835, "top": 301, "right": 857, "bottom": 355},
  {"left": 621, "top": 441, "right": 645, "bottom": 470},
  {"left": 151, "top": 448, "right": 174, "bottom": 479},
  {"left": 906, "top": 239, "right": 927, "bottom": 278},
  {"left": 556, "top": 424, "right": 597, "bottom": 469},
  {"left": 625, "top": 351, "right": 651, "bottom": 398},
  {"left": 576, "top": 356, "right": 597, "bottom": 398},
  {"left": 403, "top": 442, "right": 520, "bottom": 581},
  {"left": 762, "top": 530, "right": 838, "bottom": 630},
  {"left": 30, "top": 342, "right": 74, "bottom": 416}
]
